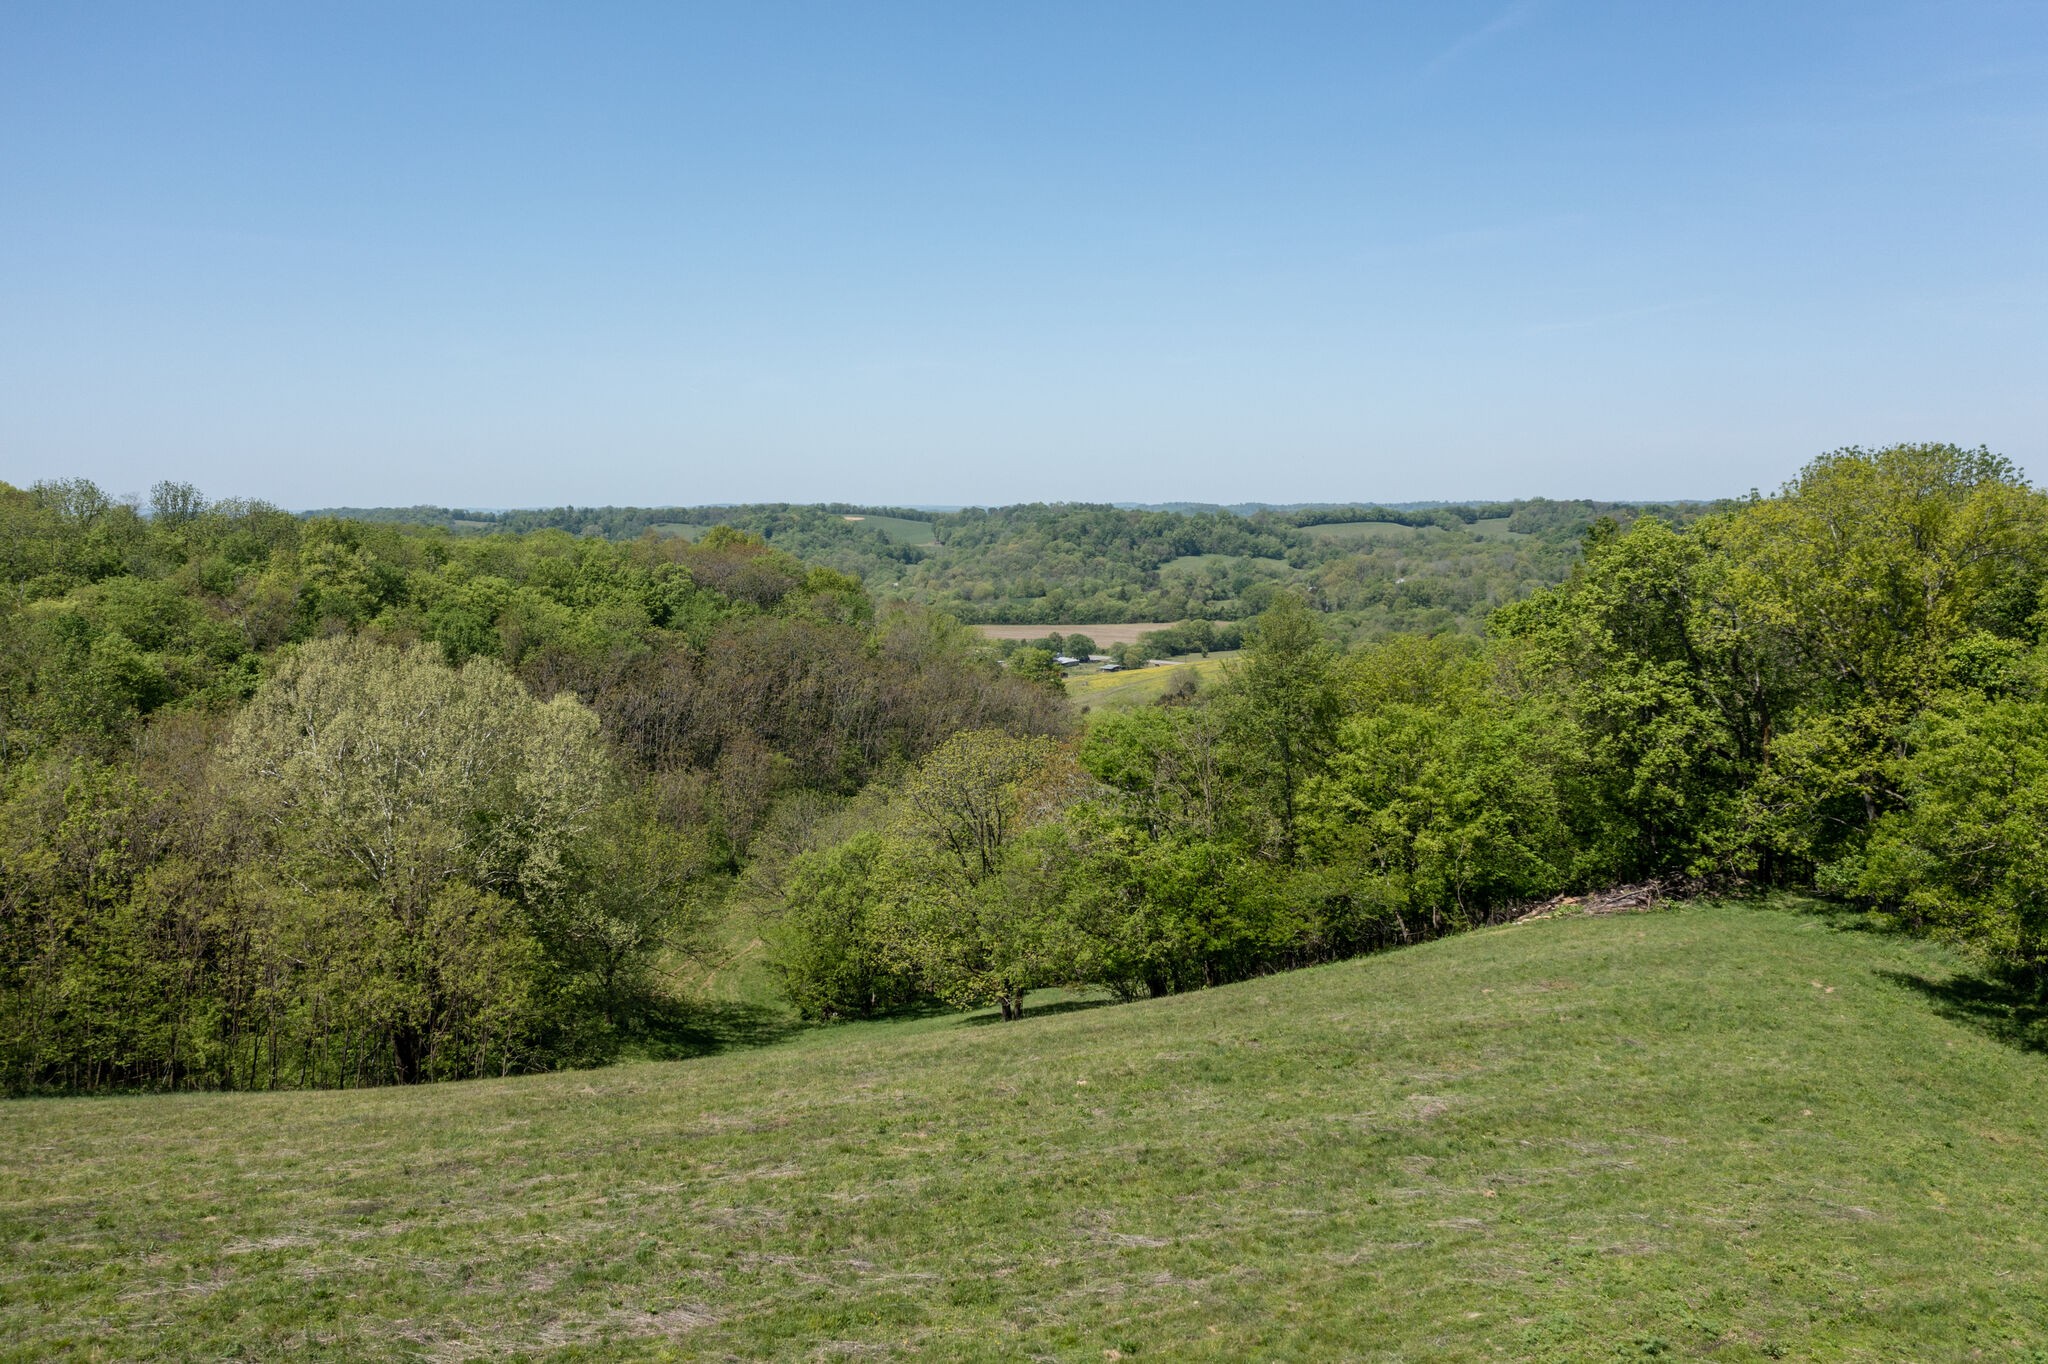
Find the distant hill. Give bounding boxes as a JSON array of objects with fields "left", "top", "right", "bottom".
[{"left": 297, "top": 496, "right": 1720, "bottom": 638}]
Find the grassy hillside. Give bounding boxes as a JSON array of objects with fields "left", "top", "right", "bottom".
[
  {"left": 838, "top": 514, "right": 938, "bottom": 546},
  {"left": 5, "top": 901, "right": 2046, "bottom": 1361},
  {"left": 1069, "top": 653, "right": 1240, "bottom": 712}
]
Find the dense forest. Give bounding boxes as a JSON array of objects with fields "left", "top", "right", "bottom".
[
  {"left": 309, "top": 496, "right": 1714, "bottom": 637},
  {"left": 6, "top": 444, "right": 2045, "bottom": 1092},
  {"left": 0, "top": 487, "right": 1060, "bottom": 1090}
]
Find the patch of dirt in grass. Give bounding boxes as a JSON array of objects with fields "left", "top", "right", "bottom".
[
  {"left": 542, "top": 1303, "right": 718, "bottom": 1344},
  {"left": 423, "top": 1302, "right": 718, "bottom": 1361},
  {"left": 1333, "top": 1240, "right": 1431, "bottom": 1263},
  {"left": 223, "top": 1233, "right": 318, "bottom": 1254},
  {"left": 693, "top": 1202, "right": 792, "bottom": 1231},
  {"left": 711, "top": 1161, "right": 805, "bottom": 1184},
  {"left": 813, "top": 1341, "right": 899, "bottom": 1357}
]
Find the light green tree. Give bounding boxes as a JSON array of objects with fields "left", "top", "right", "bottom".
[
  {"left": 876, "top": 729, "right": 1085, "bottom": 1019},
  {"left": 226, "top": 636, "right": 617, "bottom": 1080}
]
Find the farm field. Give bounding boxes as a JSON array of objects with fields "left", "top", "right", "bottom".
[
  {"left": 1068, "top": 653, "right": 1240, "bottom": 712},
  {"left": 6, "top": 899, "right": 2046, "bottom": 1361},
  {"left": 973, "top": 622, "right": 1183, "bottom": 645},
  {"left": 838, "top": 514, "right": 938, "bottom": 545}
]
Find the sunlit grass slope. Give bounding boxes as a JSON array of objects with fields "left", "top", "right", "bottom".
[
  {"left": 838, "top": 515, "right": 937, "bottom": 545},
  {"left": 1069, "top": 653, "right": 1239, "bottom": 713},
  {"left": 6, "top": 901, "right": 2048, "bottom": 1361}
]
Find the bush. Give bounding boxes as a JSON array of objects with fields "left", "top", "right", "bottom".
[{"left": 769, "top": 833, "right": 921, "bottom": 1021}]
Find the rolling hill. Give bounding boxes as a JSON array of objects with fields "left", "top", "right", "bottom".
[{"left": 4, "top": 900, "right": 2044, "bottom": 1361}]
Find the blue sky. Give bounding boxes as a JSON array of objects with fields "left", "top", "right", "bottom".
[{"left": 3, "top": 2, "right": 2044, "bottom": 508}]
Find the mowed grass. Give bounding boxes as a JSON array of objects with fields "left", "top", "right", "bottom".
[
  {"left": 6, "top": 901, "right": 2048, "bottom": 1361},
  {"left": 839, "top": 516, "right": 937, "bottom": 546},
  {"left": 1070, "top": 654, "right": 1239, "bottom": 713}
]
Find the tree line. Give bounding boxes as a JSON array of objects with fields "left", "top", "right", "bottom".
[
  {"left": 6, "top": 443, "right": 2042, "bottom": 1091},
  {"left": 764, "top": 445, "right": 2048, "bottom": 1019},
  {"left": 317, "top": 495, "right": 1718, "bottom": 638},
  {"left": 0, "top": 486, "right": 1058, "bottom": 1091}
]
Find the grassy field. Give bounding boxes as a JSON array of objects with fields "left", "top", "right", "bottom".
[
  {"left": 1068, "top": 654, "right": 1239, "bottom": 713},
  {"left": 1301, "top": 521, "right": 1432, "bottom": 544},
  {"left": 6, "top": 900, "right": 2048, "bottom": 1361},
  {"left": 839, "top": 515, "right": 937, "bottom": 546},
  {"left": 1465, "top": 517, "right": 1534, "bottom": 542}
]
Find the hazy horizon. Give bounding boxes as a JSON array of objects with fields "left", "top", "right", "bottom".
[{"left": 6, "top": 3, "right": 2044, "bottom": 507}]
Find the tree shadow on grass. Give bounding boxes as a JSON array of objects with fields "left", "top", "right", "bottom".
[
  {"left": 1877, "top": 969, "right": 2048, "bottom": 1056},
  {"left": 1768, "top": 891, "right": 1891, "bottom": 934},
  {"left": 962, "top": 996, "right": 1122, "bottom": 1028},
  {"left": 626, "top": 996, "right": 980, "bottom": 1060},
  {"left": 628, "top": 999, "right": 810, "bottom": 1061}
]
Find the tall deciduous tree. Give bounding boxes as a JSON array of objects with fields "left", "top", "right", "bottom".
[
  {"left": 1218, "top": 590, "right": 1342, "bottom": 861},
  {"left": 225, "top": 637, "right": 618, "bottom": 1081}
]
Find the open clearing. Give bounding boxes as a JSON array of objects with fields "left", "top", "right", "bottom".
[
  {"left": 6, "top": 901, "right": 2047, "bottom": 1361},
  {"left": 1070, "top": 652, "right": 1240, "bottom": 713},
  {"left": 1466, "top": 516, "right": 1534, "bottom": 542},
  {"left": 839, "top": 515, "right": 938, "bottom": 546},
  {"left": 974, "top": 622, "right": 1184, "bottom": 645}
]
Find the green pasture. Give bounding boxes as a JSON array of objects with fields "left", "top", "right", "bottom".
[
  {"left": 1068, "top": 654, "right": 1239, "bottom": 713},
  {"left": 7, "top": 899, "right": 2045, "bottom": 1360},
  {"left": 843, "top": 515, "right": 938, "bottom": 546},
  {"left": 1465, "top": 516, "right": 1533, "bottom": 542}
]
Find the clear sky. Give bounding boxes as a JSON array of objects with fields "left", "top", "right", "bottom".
[{"left": 3, "top": 2, "right": 2044, "bottom": 509}]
